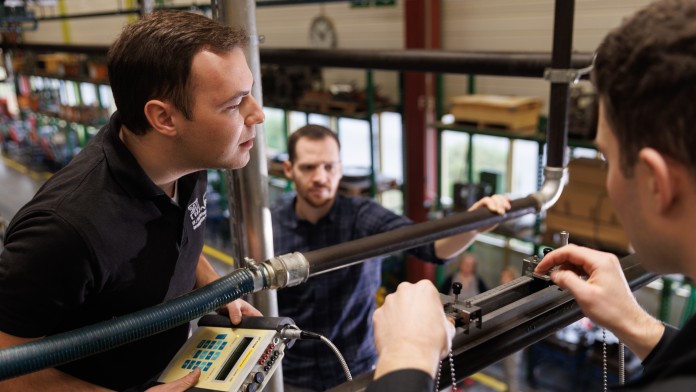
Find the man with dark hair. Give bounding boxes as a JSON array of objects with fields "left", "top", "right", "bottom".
[
  {"left": 0, "top": 11, "right": 263, "bottom": 391},
  {"left": 535, "top": 0, "right": 696, "bottom": 388},
  {"left": 272, "top": 124, "right": 510, "bottom": 391},
  {"left": 368, "top": 1, "right": 696, "bottom": 390}
]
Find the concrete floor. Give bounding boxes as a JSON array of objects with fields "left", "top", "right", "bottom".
[{"left": 0, "top": 155, "right": 46, "bottom": 220}]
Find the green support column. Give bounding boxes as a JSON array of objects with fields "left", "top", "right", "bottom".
[
  {"left": 681, "top": 280, "right": 696, "bottom": 327},
  {"left": 660, "top": 276, "right": 674, "bottom": 322},
  {"left": 366, "top": 69, "right": 377, "bottom": 198},
  {"left": 283, "top": 109, "right": 292, "bottom": 192}
]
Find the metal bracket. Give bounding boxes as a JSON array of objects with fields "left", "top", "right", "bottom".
[
  {"left": 445, "top": 301, "right": 482, "bottom": 334},
  {"left": 543, "top": 62, "right": 594, "bottom": 84}
]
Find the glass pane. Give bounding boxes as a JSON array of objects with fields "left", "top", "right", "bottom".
[
  {"left": 472, "top": 134, "right": 509, "bottom": 194},
  {"left": 308, "top": 113, "right": 330, "bottom": 127},
  {"left": 263, "top": 107, "right": 286, "bottom": 154},
  {"left": 65, "top": 81, "right": 79, "bottom": 106},
  {"left": 440, "top": 130, "right": 469, "bottom": 207},
  {"left": 58, "top": 80, "right": 68, "bottom": 105},
  {"left": 337, "top": 117, "right": 370, "bottom": 169},
  {"left": 510, "top": 139, "right": 539, "bottom": 197},
  {"left": 80, "top": 83, "right": 97, "bottom": 106},
  {"left": 379, "top": 111, "right": 403, "bottom": 182},
  {"left": 287, "top": 111, "right": 307, "bottom": 132},
  {"left": 98, "top": 85, "right": 115, "bottom": 112}
]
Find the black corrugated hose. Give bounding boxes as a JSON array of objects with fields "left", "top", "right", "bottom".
[{"left": 0, "top": 268, "right": 257, "bottom": 381}]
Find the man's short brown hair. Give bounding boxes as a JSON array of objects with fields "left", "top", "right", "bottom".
[
  {"left": 594, "top": 0, "right": 696, "bottom": 179},
  {"left": 107, "top": 11, "right": 248, "bottom": 135},
  {"left": 287, "top": 124, "right": 341, "bottom": 163}
]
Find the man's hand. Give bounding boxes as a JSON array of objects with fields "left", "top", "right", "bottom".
[
  {"left": 535, "top": 244, "right": 664, "bottom": 360},
  {"left": 217, "top": 299, "right": 263, "bottom": 325},
  {"left": 372, "top": 280, "right": 455, "bottom": 379},
  {"left": 146, "top": 368, "right": 200, "bottom": 391},
  {"left": 468, "top": 194, "right": 512, "bottom": 233}
]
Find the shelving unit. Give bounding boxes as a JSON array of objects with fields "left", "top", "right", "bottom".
[
  {"left": 1, "top": 50, "right": 405, "bottom": 215},
  {"left": 1, "top": 64, "right": 113, "bottom": 172}
]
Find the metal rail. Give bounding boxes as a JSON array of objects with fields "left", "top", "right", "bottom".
[
  {"left": 306, "top": 196, "right": 539, "bottom": 276},
  {"left": 0, "top": 42, "right": 592, "bottom": 79},
  {"left": 327, "top": 253, "right": 658, "bottom": 392}
]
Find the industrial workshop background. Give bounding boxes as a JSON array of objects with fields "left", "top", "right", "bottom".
[{"left": 0, "top": 1, "right": 694, "bottom": 391}]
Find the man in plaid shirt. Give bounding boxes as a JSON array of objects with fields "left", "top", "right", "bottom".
[{"left": 272, "top": 124, "right": 510, "bottom": 391}]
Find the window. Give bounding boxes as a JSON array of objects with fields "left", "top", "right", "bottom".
[
  {"left": 337, "top": 117, "right": 371, "bottom": 169},
  {"left": 262, "top": 107, "right": 286, "bottom": 154}
]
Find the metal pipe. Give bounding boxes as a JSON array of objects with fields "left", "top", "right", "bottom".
[
  {"left": 261, "top": 49, "right": 593, "bottom": 78},
  {"left": 220, "top": 1, "right": 282, "bottom": 390},
  {"left": 220, "top": 0, "right": 278, "bottom": 315},
  {"left": 326, "top": 253, "right": 658, "bottom": 392},
  {"left": 531, "top": 166, "right": 567, "bottom": 212},
  {"left": 305, "top": 196, "right": 539, "bottom": 276},
  {"left": 0, "top": 42, "right": 592, "bottom": 78},
  {"left": 527, "top": 0, "right": 575, "bottom": 211},
  {"left": 445, "top": 253, "right": 656, "bottom": 381},
  {"left": 545, "top": 0, "right": 575, "bottom": 168}
]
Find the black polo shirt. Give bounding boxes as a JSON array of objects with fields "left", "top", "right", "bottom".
[{"left": 0, "top": 112, "right": 208, "bottom": 390}]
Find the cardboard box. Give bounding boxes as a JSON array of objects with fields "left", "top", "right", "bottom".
[
  {"left": 567, "top": 157, "right": 606, "bottom": 187},
  {"left": 450, "top": 94, "right": 542, "bottom": 132},
  {"left": 545, "top": 158, "right": 630, "bottom": 251},
  {"left": 545, "top": 213, "right": 629, "bottom": 251}
]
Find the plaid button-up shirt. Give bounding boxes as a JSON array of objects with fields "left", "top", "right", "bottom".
[{"left": 272, "top": 194, "right": 446, "bottom": 391}]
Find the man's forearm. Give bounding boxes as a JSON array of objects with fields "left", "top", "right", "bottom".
[
  {"left": 613, "top": 311, "right": 665, "bottom": 361},
  {"left": 195, "top": 254, "right": 220, "bottom": 288},
  {"left": 434, "top": 230, "right": 477, "bottom": 260}
]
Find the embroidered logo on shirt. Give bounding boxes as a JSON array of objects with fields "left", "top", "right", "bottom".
[{"left": 188, "top": 193, "right": 207, "bottom": 230}]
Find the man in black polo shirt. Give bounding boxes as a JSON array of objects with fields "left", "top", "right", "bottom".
[{"left": 0, "top": 11, "right": 264, "bottom": 391}]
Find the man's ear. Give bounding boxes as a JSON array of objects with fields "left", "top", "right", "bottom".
[
  {"left": 638, "top": 147, "right": 675, "bottom": 213},
  {"left": 282, "top": 160, "right": 294, "bottom": 181},
  {"left": 143, "top": 99, "right": 177, "bottom": 137}
]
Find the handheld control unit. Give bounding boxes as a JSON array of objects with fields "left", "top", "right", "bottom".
[{"left": 158, "top": 315, "right": 295, "bottom": 392}]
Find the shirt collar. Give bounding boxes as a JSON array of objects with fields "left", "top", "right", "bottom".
[{"left": 102, "top": 111, "right": 166, "bottom": 200}]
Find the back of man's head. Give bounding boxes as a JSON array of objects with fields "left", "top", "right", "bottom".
[
  {"left": 107, "top": 11, "right": 248, "bottom": 135},
  {"left": 594, "top": 0, "right": 696, "bottom": 179}
]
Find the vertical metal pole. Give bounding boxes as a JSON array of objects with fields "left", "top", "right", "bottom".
[
  {"left": 139, "top": 0, "right": 154, "bottom": 15},
  {"left": 366, "top": 70, "right": 377, "bottom": 197},
  {"left": 217, "top": 1, "right": 283, "bottom": 391},
  {"left": 545, "top": 0, "right": 574, "bottom": 168}
]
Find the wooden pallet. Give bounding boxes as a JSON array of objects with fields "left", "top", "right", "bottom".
[
  {"left": 454, "top": 119, "right": 539, "bottom": 135},
  {"left": 450, "top": 94, "right": 542, "bottom": 133}
]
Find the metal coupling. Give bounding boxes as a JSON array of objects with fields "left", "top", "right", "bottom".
[
  {"left": 261, "top": 252, "right": 310, "bottom": 289},
  {"left": 532, "top": 166, "right": 568, "bottom": 212}
]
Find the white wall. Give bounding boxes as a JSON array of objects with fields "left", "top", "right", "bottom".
[
  {"left": 21, "top": 0, "right": 652, "bottom": 112},
  {"left": 441, "top": 0, "right": 653, "bottom": 113}
]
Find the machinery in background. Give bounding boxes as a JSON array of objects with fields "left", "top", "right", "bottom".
[
  {"left": 0, "top": 1, "right": 38, "bottom": 33},
  {"left": 261, "top": 64, "right": 393, "bottom": 116},
  {"left": 452, "top": 170, "right": 500, "bottom": 212},
  {"left": 567, "top": 80, "right": 597, "bottom": 140},
  {"left": 261, "top": 65, "right": 322, "bottom": 109}
]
